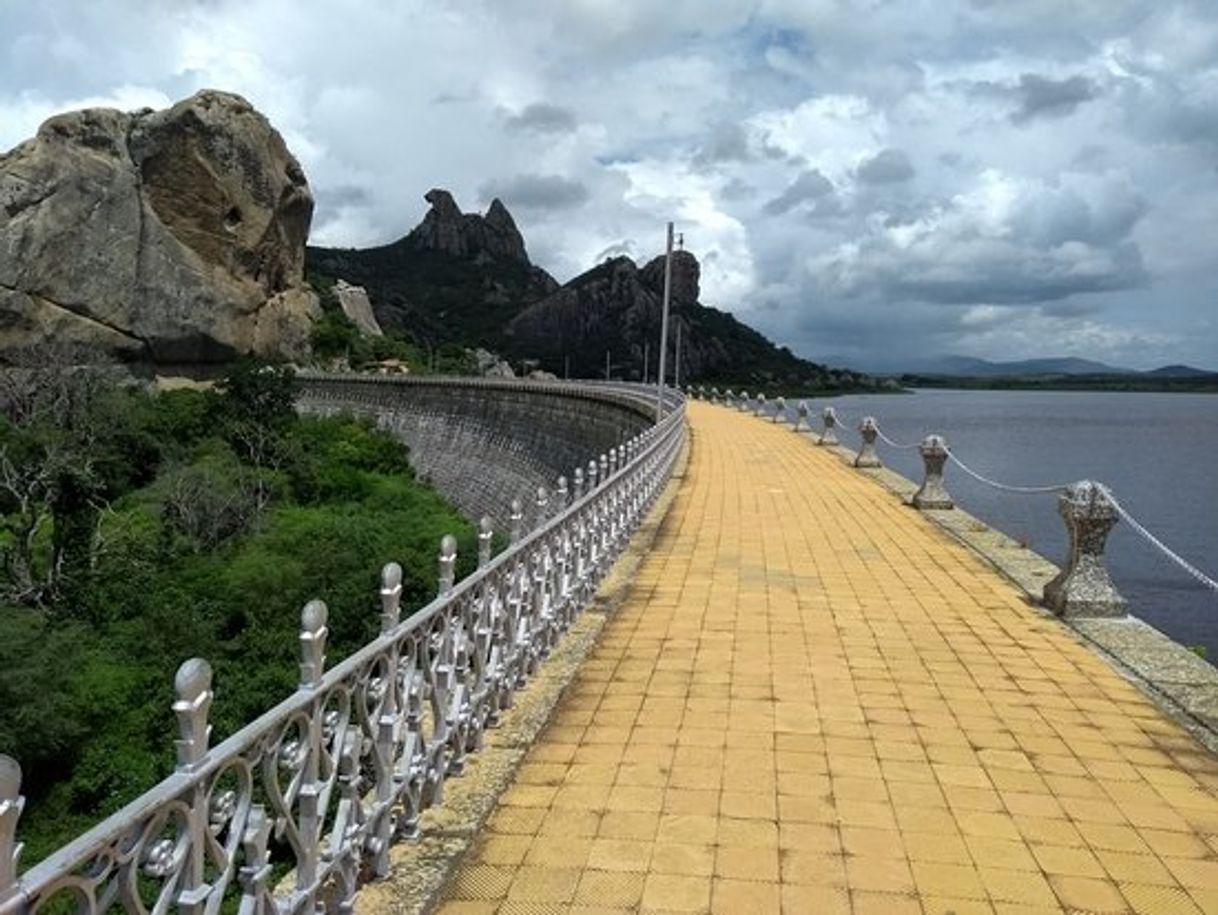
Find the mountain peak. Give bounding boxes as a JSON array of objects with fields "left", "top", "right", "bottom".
[{"left": 407, "top": 188, "right": 529, "bottom": 263}]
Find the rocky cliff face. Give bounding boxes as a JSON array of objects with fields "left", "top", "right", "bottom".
[
  {"left": 0, "top": 90, "right": 319, "bottom": 369},
  {"left": 407, "top": 189, "right": 529, "bottom": 263}
]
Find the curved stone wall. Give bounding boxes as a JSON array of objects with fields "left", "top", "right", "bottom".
[{"left": 296, "top": 374, "right": 657, "bottom": 529}]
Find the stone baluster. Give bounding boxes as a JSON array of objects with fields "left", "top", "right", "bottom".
[
  {"left": 818, "top": 407, "right": 839, "bottom": 446},
  {"left": 724, "top": 389, "right": 734, "bottom": 407},
  {"left": 0, "top": 756, "right": 22, "bottom": 915},
  {"left": 794, "top": 400, "right": 809, "bottom": 432},
  {"left": 509, "top": 498, "right": 524, "bottom": 545},
  {"left": 755, "top": 393, "right": 768, "bottom": 417},
  {"left": 739, "top": 391, "right": 750, "bottom": 412},
  {"left": 773, "top": 396, "right": 787, "bottom": 424},
  {"left": 438, "top": 534, "right": 457, "bottom": 595},
  {"left": 573, "top": 468, "right": 585, "bottom": 501},
  {"left": 1043, "top": 481, "right": 1128, "bottom": 618},
  {"left": 477, "top": 517, "right": 494, "bottom": 568},
  {"left": 711, "top": 386, "right": 720, "bottom": 403},
  {"left": 854, "top": 417, "right": 881, "bottom": 468},
  {"left": 587, "top": 459, "right": 599, "bottom": 492},
  {"left": 535, "top": 486, "right": 549, "bottom": 526},
  {"left": 599, "top": 453, "right": 609, "bottom": 482},
  {"left": 912, "top": 436, "right": 953, "bottom": 510},
  {"left": 556, "top": 475, "right": 569, "bottom": 511},
  {"left": 609, "top": 448, "right": 619, "bottom": 477}
]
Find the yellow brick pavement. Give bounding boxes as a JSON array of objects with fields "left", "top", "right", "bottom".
[{"left": 438, "top": 401, "right": 1218, "bottom": 914}]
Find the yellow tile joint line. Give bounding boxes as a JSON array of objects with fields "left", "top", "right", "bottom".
[{"left": 437, "top": 401, "right": 1218, "bottom": 915}]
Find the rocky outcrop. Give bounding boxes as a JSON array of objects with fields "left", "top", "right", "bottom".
[
  {"left": 333, "top": 279, "right": 382, "bottom": 336},
  {"left": 507, "top": 250, "right": 868, "bottom": 388},
  {"left": 407, "top": 189, "right": 529, "bottom": 263},
  {"left": 0, "top": 90, "right": 320, "bottom": 369}
]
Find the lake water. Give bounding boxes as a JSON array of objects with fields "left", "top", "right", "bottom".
[{"left": 785, "top": 390, "right": 1218, "bottom": 656}]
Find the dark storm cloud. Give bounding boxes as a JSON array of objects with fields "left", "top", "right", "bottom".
[
  {"left": 762, "top": 169, "right": 833, "bottom": 215},
  {"left": 502, "top": 102, "right": 578, "bottom": 134},
  {"left": 1011, "top": 73, "right": 1099, "bottom": 122},
  {"left": 856, "top": 148, "right": 915, "bottom": 184},
  {"left": 479, "top": 174, "right": 590, "bottom": 210}
]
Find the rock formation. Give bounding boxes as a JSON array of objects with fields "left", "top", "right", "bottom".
[
  {"left": 333, "top": 280, "right": 382, "bottom": 336},
  {"left": 0, "top": 90, "right": 319, "bottom": 369},
  {"left": 407, "top": 189, "right": 529, "bottom": 263}
]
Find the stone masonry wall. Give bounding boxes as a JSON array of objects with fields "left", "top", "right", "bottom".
[{"left": 296, "top": 375, "right": 654, "bottom": 530}]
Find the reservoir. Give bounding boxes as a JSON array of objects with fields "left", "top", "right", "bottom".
[{"left": 798, "top": 389, "right": 1218, "bottom": 656}]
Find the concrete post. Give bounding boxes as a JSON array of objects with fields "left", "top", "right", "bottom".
[
  {"left": 912, "top": 435, "right": 953, "bottom": 509},
  {"left": 854, "top": 417, "right": 881, "bottom": 468},
  {"left": 573, "top": 468, "right": 584, "bottom": 501},
  {"left": 1043, "top": 481, "right": 1128, "bottom": 618},
  {"left": 587, "top": 459, "right": 599, "bottom": 492},
  {"left": 438, "top": 534, "right": 457, "bottom": 595},
  {"left": 818, "top": 407, "right": 839, "bottom": 446},
  {"left": 739, "top": 391, "right": 750, "bottom": 412},
  {"left": 556, "top": 475, "right": 569, "bottom": 509},
  {"left": 794, "top": 401, "right": 809, "bottom": 432},
  {"left": 535, "top": 486, "right": 549, "bottom": 525},
  {"left": 755, "top": 393, "right": 768, "bottom": 417},
  {"left": 509, "top": 498, "right": 524, "bottom": 545},
  {"left": 711, "top": 387, "right": 720, "bottom": 403},
  {"left": 773, "top": 396, "right": 787, "bottom": 424}
]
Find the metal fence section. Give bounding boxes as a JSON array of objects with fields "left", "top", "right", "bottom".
[{"left": 0, "top": 380, "right": 685, "bottom": 915}]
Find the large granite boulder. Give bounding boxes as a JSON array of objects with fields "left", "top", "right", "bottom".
[{"left": 0, "top": 90, "right": 320, "bottom": 369}]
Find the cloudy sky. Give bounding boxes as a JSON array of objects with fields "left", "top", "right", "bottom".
[{"left": 3, "top": 0, "right": 1216, "bottom": 370}]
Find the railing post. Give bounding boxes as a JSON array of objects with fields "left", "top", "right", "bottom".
[
  {"left": 509, "top": 498, "right": 524, "bottom": 545},
  {"left": 172, "top": 658, "right": 213, "bottom": 915},
  {"left": 1, "top": 757, "right": 24, "bottom": 915},
  {"left": 711, "top": 387, "right": 720, "bottom": 404},
  {"left": 573, "top": 468, "right": 585, "bottom": 501},
  {"left": 854, "top": 417, "right": 881, "bottom": 468},
  {"left": 912, "top": 435, "right": 953, "bottom": 510},
  {"left": 773, "top": 396, "right": 787, "bottom": 423},
  {"left": 535, "top": 486, "right": 549, "bottom": 526},
  {"left": 372, "top": 563, "right": 402, "bottom": 877},
  {"left": 755, "top": 393, "right": 767, "bottom": 417},
  {"left": 587, "top": 459, "right": 599, "bottom": 492},
  {"left": 599, "top": 453, "right": 609, "bottom": 482},
  {"left": 1043, "top": 481, "right": 1127, "bottom": 618},
  {"left": 739, "top": 391, "right": 750, "bottom": 412},
  {"left": 794, "top": 400, "right": 809, "bottom": 432},
  {"left": 818, "top": 407, "right": 839, "bottom": 446},
  {"left": 477, "top": 517, "right": 494, "bottom": 568},
  {"left": 299, "top": 600, "right": 329, "bottom": 689},
  {"left": 608, "top": 448, "right": 619, "bottom": 477},
  {"left": 556, "top": 475, "right": 569, "bottom": 510},
  {"left": 438, "top": 534, "right": 457, "bottom": 595}
]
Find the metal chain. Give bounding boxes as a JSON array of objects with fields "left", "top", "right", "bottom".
[
  {"left": 944, "top": 448, "right": 1070, "bottom": 495},
  {"left": 875, "top": 426, "right": 921, "bottom": 450},
  {"left": 1105, "top": 491, "right": 1218, "bottom": 593}
]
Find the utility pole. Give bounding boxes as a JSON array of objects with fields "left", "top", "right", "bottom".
[
  {"left": 643, "top": 341, "right": 649, "bottom": 384},
  {"left": 655, "top": 221, "right": 673, "bottom": 420},
  {"left": 675, "top": 322, "right": 682, "bottom": 391}
]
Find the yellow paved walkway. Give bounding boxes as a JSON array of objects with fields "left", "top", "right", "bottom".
[{"left": 439, "top": 402, "right": 1218, "bottom": 914}]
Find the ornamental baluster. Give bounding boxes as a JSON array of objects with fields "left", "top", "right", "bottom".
[
  {"left": 1043, "top": 481, "right": 1128, "bottom": 618},
  {"left": 329, "top": 733, "right": 364, "bottom": 913},
  {"left": 573, "top": 467, "right": 585, "bottom": 501},
  {"left": 818, "top": 407, "right": 839, "bottom": 446},
  {"left": 1, "top": 757, "right": 24, "bottom": 915},
  {"left": 599, "top": 453, "right": 609, "bottom": 482},
  {"left": 557, "top": 530, "right": 573, "bottom": 619},
  {"left": 912, "top": 435, "right": 953, "bottom": 510},
  {"left": 535, "top": 486, "right": 549, "bottom": 526},
  {"left": 171, "top": 658, "right": 214, "bottom": 915},
  {"left": 855, "top": 417, "right": 881, "bottom": 468},
  {"left": 556, "top": 475, "right": 569, "bottom": 510},
  {"left": 509, "top": 498, "right": 524, "bottom": 545},
  {"left": 587, "top": 460, "right": 599, "bottom": 491},
  {"left": 438, "top": 534, "right": 457, "bottom": 596},
  {"left": 235, "top": 806, "right": 273, "bottom": 915},
  {"left": 295, "top": 600, "right": 328, "bottom": 905},
  {"left": 372, "top": 563, "right": 402, "bottom": 877},
  {"left": 477, "top": 516, "right": 494, "bottom": 569}
]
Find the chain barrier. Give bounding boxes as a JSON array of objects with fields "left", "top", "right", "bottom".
[
  {"left": 944, "top": 448, "right": 1070, "bottom": 495},
  {"left": 875, "top": 426, "right": 921, "bottom": 450},
  {"left": 1104, "top": 489, "right": 1218, "bottom": 594}
]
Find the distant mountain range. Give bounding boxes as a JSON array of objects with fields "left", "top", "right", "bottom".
[{"left": 823, "top": 354, "right": 1216, "bottom": 378}]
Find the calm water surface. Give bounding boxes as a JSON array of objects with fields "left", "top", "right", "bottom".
[{"left": 790, "top": 390, "right": 1218, "bottom": 655}]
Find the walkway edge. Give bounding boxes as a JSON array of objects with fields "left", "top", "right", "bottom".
[
  {"left": 816, "top": 436, "right": 1218, "bottom": 758},
  {"left": 353, "top": 428, "right": 692, "bottom": 915}
]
